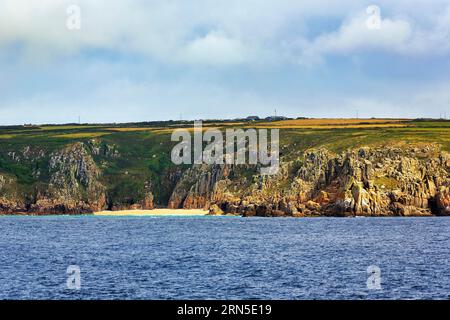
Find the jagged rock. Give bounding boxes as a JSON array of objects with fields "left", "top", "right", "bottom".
[
  {"left": 435, "top": 186, "right": 450, "bottom": 215},
  {"left": 208, "top": 204, "right": 224, "bottom": 215},
  {"left": 168, "top": 164, "right": 232, "bottom": 209},
  {"left": 0, "top": 141, "right": 448, "bottom": 217},
  {"left": 0, "top": 197, "right": 27, "bottom": 214},
  {"left": 167, "top": 144, "right": 449, "bottom": 217},
  {"left": 30, "top": 142, "right": 108, "bottom": 213},
  {"left": 305, "top": 200, "right": 321, "bottom": 212},
  {"left": 0, "top": 142, "right": 155, "bottom": 214},
  {"left": 287, "top": 203, "right": 298, "bottom": 215}
]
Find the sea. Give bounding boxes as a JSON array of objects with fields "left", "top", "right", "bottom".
[{"left": 0, "top": 216, "right": 449, "bottom": 299}]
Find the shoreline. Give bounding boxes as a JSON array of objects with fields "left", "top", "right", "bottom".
[
  {"left": 93, "top": 208, "right": 209, "bottom": 216},
  {"left": 0, "top": 209, "right": 446, "bottom": 217}
]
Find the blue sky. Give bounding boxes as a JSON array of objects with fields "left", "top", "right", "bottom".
[{"left": 1, "top": 0, "right": 450, "bottom": 124}]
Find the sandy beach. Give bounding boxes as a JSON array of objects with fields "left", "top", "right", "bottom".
[{"left": 94, "top": 208, "right": 208, "bottom": 216}]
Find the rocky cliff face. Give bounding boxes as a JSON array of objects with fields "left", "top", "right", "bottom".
[
  {"left": 168, "top": 145, "right": 450, "bottom": 217},
  {"left": 0, "top": 174, "right": 19, "bottom": 213},
  {"left": 28, "top": 143, "right": 107, "bottom": 214},
  {"left": 1, "top": 141, "right": 449, "bottom": 216},
  {"left": 0, "top": 142, "right": 154, "bottom": 214},
  {"left": 168, "top": 165, "right": 231, "bottom": 209}
]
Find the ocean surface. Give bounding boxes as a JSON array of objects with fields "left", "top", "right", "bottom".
[{"left": 0, "top": 216, "right": 449, "bottom": 300}]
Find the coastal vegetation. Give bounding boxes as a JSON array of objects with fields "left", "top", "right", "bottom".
[{"left": 0, "top": 118, "right": 449, "bottom": 216}]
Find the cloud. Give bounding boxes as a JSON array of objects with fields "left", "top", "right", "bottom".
[
  {"left": 289, "top": 4, "right": 450, "bottom": 65},
  {"left": 314, "top": 16, "right": 412, "bottom": 53},
  {"left": 181, "top": 31, "right": 250, "bottom": 65},
  {"left": 0, "top": 73, "right": 277, "bottom": 124},
  {"left": 1, "top": 0, "right": 450, "bottom": 124},
  {"left": 2, "top": 0, "right": 450, "bottom": 67}
]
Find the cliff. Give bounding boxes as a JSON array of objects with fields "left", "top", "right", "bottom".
[
  {"left": 0, "top": 142, "right": 154, "bottom": 214},
  {"left": 169, "top": 145, "right": 450, "bottom": 217},
  {"left": 0, "top": 120, "right": 449, "bottom": 216}
]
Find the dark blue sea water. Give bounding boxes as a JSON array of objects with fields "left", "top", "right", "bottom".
[{"left": 0, "top": 216, "right": 449, "bottom": 300}]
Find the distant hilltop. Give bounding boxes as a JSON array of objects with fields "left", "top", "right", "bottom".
[
  {"left": 243, "top": 115, "right": 295, "bottom": 122},
  {"left": 1, "top": 116, "right": 450, "bottom": 129}
]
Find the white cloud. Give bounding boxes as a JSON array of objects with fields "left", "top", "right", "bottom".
[
  {"left": 3, "top": 0, "right": 450, "bottom": 67},
  {"left": 1, "top": 0, "right": 450, "bottom": 124},
  {"left": 0, "top": 75, "right": 277, "bottom": 124},
  {"left": 289, "top": 4, "right": 450, "bottom": 65},
  {"left": 181, "top": 32, "right": 250, "bottom": 65},
  {"left": 314, "top": 16, "right": 412, "bottom": 53}
]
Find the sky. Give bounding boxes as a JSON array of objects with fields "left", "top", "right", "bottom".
[{"left": 1, "top": 0, "right": 450, "bottom": 124}]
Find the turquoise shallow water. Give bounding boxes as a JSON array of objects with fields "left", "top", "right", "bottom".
[{"left": 0, "top": 216, "right": 449, "bottom": 299}]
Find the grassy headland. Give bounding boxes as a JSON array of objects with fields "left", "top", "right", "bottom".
[{"left": 0, "top": 118, "right": 449, "bottom": 211}]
